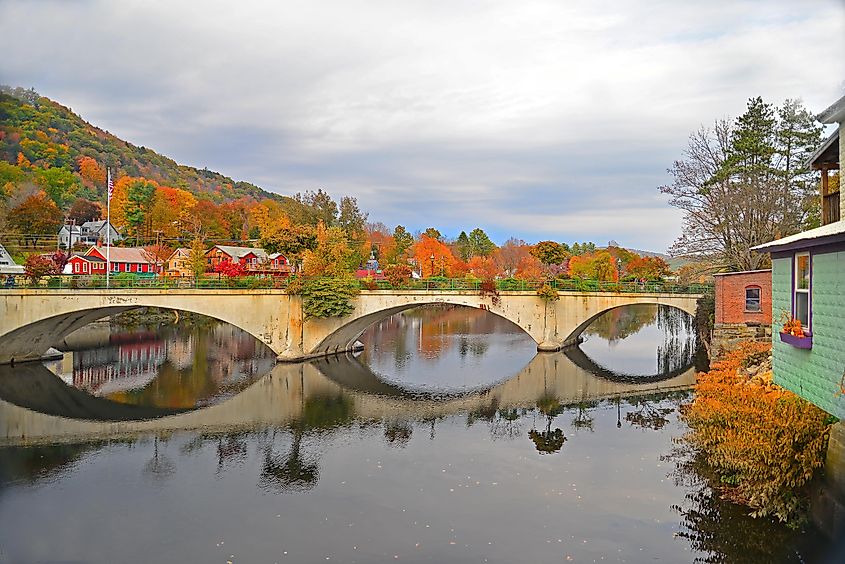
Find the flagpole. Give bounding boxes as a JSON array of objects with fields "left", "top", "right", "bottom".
[{"left": 106, "top": 168, "right": 111, "bottom": 289}]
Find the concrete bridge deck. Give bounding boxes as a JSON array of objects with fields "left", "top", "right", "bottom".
[{"left": 0, "top": 288, "right": 701, "bottom": 365}]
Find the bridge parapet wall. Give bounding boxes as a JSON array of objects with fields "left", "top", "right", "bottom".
[{"left": 0, "top": 289, "right": 701, "bottom": 364}]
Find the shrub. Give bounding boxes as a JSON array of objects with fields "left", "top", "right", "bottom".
[
  {"left": 360, "top": 276, "right": 378, "bottom": 290},
  {"left": 301, "top": 277, "right": 360, "bottom": 318},
  {"left": 680, "top": 342, "right": 831, "bottom": 523}
]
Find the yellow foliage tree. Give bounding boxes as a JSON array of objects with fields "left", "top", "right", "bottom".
[
  {"left": 301, "top": 221, "right": 355, "bottom": 276},
  {"left": 149, "top": 186, "right": 198, "bottom": 237}
]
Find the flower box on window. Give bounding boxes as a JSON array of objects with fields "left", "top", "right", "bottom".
[{"left": 779, "top": 331, "right": 813, "bottom": 349}]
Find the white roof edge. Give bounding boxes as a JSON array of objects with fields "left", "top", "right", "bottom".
[
  {"left": 818, "top": 95, "right": 845, "bottom": 124},
  {"left": 753, "top": 221, "right": 845, "bottom": 251},
  {"left": 712, "top": 269, "right": 771, "bottom": 276}
]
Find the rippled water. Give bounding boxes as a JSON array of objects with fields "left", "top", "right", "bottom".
[{"left": 0, "top": 305, "right": 832, "bottom": 563}]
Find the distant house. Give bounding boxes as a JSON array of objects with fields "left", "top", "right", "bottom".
[
  {"left": 206, "top": 245, "right": 290, "bottom": 275},
  {"left": 66, "top": 246, "right": 162, "bottom": 276},
  {"left": 711, "top": 270, "right": 772, "bottom": 357},
  {"left": 57, "top": 220, "right": 122, "bottom": 248},
  {"left": 165, "top": 247, "right": 193, "bottom": 277},
  {"left": 753, "top": 95, "right": 844, "bottom": 419},
  {"left": 0, "top": 244, "right": 25, "bottom": 275}
]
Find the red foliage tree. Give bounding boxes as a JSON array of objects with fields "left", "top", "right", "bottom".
[
  {"left": 213, "top": 260, "right": 246, "bottom": 277},
  {"left": 24, "top": 254, "right": 59, "bottom": 283}
]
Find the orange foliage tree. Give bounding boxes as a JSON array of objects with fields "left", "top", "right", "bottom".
[
  {"left": 413, "top": 235, "right": 457, "bottom": 277},
  {"left": 467, "top": 255, "right": 499, "bottom": 279},
  {"left": 625, "top": 256, "right": 671, "bottom": 280},
  {"left": 77, "top": 156, "right": 106, "bottom": 189}
]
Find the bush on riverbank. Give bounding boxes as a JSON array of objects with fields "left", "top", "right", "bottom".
[{"left": 681, "top": 342, "right": 831, "bottom": 523}]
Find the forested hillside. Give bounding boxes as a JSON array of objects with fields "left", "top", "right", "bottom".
[{"left": 0, "top": 86, "right": 293, "bottom": 204}]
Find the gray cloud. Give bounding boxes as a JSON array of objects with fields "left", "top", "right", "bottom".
[{"left": 2, "top": 0, "right": 843, "bottom": 250}]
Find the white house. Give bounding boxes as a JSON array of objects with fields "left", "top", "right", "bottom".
[
  {"left": 58, "top": 220, "right": 122, "bottom": 248},
  {"left": 0, "top": 244, "right": 25, "bottom": 275}
]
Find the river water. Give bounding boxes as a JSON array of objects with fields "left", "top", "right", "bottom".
[{"left": 0, "top": 305, "right": 831, "bottom": 563}]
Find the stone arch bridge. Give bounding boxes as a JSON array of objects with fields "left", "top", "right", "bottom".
[{"left": 0, "top": 288, "right": 701, "bottom": 365}]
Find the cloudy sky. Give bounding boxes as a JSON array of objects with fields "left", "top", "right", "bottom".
[{"left": 2, "top": 0, "right": 843, "bottom": 251}]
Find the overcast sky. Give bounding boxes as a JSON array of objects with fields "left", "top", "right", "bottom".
[{"left": 2, "top": 0, "right": 843, "bottom": 251}]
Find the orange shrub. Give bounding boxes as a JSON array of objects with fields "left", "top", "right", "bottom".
[{"left": 682, "top": 342, "right": 830, "bottom": 522}]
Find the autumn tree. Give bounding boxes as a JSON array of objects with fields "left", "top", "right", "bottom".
[
  {"left": 77, "top": 156, "right": 106, "bottom": 189},
  {"left": 188, "top": 238, "right": 208, "bottom": 278},
  {"left": 625, "top": 256, "right": 671, "bottom": 280},
  {"left": 23, "top": 254, "right": 58, "bottom": 283},
  {"left": 413, "top": 234, "right": 457, "bottom": 277},
  {"left": 67, "top": 198, "right": 102, "bottom": 224},
  {"left": 568, "top": 251, "right": 619, "bottom": 282},
  {"left": 149, "top": 186, "right": 197, "bottom": 238},
  {"left": 261, "top": 223, "right": 317, "bottom": 271},
  {"left": 214, "top": 260, "right": 246, "bottom": 277},
  {"left": 467, "top": 255, "right": 498, "bottom": 279},
  {"left": 366, "top": 224, "right": 396, "bottom": 264},
  {"left": 661, "top": 97, "right": 822, "bottom": 271},
  {"left": 301, "top": 222, "right": 355, "bottom": 276},
  {"left": 8, "top": 191, "right": 62, "bottom": 236},
  {"left": 531, "top": 241, "right": 568, "bottom": 265}
]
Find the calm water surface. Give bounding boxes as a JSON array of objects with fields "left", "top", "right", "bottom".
[{"left": 0, "top": 305, "right": 831, "bottom": 563}]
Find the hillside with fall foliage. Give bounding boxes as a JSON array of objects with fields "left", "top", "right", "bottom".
[{"left": 0, "top": 85, "right": 309, "bottom": 212}]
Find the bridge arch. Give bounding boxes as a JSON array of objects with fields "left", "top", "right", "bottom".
[
  {"left": 559, "top": 299, "right": 697, "bottom": 346},
  {"left": 308, "top": 300, "right": 543, "bottom": 359},
  {"left": 0, "top": 290, "right": 290, "bottom": 364}
]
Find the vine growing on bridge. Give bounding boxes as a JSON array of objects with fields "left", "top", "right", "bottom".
[{"left": 296, "top": 276, "right": 360, "bottom": 318}]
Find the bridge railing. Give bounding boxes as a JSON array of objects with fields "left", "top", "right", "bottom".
[{"left": 0, "top": 274, "right": 712, "bottom": 295}]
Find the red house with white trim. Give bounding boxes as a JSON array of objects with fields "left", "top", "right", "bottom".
[{"left": 67, "top": 246, "right": 162, "bottom": 276}]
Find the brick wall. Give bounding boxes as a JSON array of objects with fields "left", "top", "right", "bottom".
[{"left": 714, "top": 270, "right": 772, "bottom": 325}]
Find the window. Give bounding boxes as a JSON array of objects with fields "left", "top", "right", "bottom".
[
  {"left": 745, "top": 286, "right": 761, "bottom": 312},
  {"left": 794, "top": 252, "right": 810, "bottom": 330}
]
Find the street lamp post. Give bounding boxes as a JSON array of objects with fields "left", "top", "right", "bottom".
[{"left": 429, "top": 254, "right": 435, "bottom": 278}]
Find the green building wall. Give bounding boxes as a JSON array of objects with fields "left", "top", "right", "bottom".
[{"left": 772, "top": 252, "right": 845, "bottom": 419}]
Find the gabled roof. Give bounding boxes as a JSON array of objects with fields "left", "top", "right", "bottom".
[
  {"left": 818, "top": 95, "right": 845, "bottom": 124},
  {"left": 86, "top": 246, "right": 159, "bottom": 264},
  {"left": 208, "top": 245, "right": 268, "bottom": 260},
  {"left": 806, "top": 130, "right": 839, "bottom": 169},
  {"left": 70, "top": 254, "right": 106, "bottom": 262},
  {"left": 167, "top": 247, "right": 191, "bottom": 261}
]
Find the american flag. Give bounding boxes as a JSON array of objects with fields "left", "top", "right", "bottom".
[{"left": 107, "top": 169, "right": 113, "bottom": 200}]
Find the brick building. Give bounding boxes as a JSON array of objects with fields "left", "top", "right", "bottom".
[{"left": 711, "top": 269, "right": 772, "bottom": 358}]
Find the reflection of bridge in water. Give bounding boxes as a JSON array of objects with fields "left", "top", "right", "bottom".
[{"left": 0, "top": 352, "right": 696, "bottom": 446}]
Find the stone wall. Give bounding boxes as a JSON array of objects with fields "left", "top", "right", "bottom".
[{"left": 711, "top": 322, "right": 772, "bottom": 360}]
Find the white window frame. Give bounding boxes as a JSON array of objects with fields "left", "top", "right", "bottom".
[{"left": 794, "top": 252, "right": 811, "bottom": 332}]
